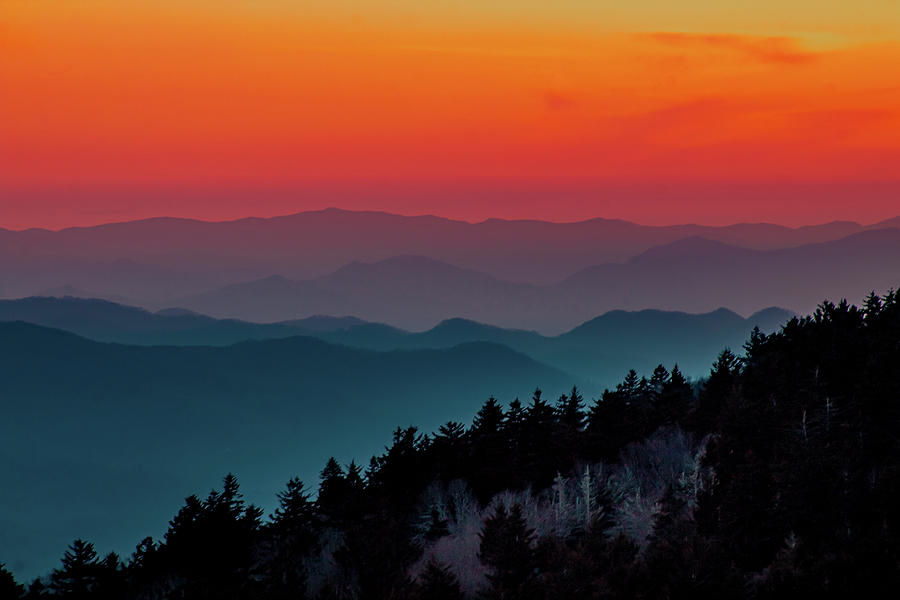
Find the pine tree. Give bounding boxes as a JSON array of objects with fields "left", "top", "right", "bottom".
[
  {"left": 556, "top": 385, "right": 585, "bottom": 432},
  {"left": 160, "top": 475, "right": 262, "bottom": 597},
  {"left": 273, "top": 478, "right": 316, "bottom": 534},
  {"left": 472, "top": 397, "right": 504, "bottom": 435},
  {"left": 317, "top": 457, "right": 347, "bottom": 520},
  {"left": 50, "top": 539, "right": 100, "bottom": 597},
  {"left": 503, "top": 399, "right": 526, "bottom": 483},
  {"left": 414, "top": 558, "right": 464, "bottom": 600},
  {"left": 617, "top": 369, "right": 640, "bottom": 399},
  {"left": 478, "top": 503, "right": 538, "bottom": 599},
  {"left": 433, "top": 421, "right": 468, "bottom": 481},
  {"left": 649, "top": 364, "right": 671, "bottom": 392},
  {"left": 0, "top": 563, "right": 24, "bottom": 600},
  {"left": 470, "top": 397, "right": 510, "bottom": 501},
  {"left": 523, "top": 388, "right": 558, "bottom": 486},
  {"left": 658, "top": 364, "right": 693, "bottom": 425},
  {"left": 690, "top": 348, "right": 740, "bottom": 433},
  {"left": 263, "top": 478, "right": 317, "bottom": 600}
]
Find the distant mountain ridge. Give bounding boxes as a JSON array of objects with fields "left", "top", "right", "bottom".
[
  {"left": 156, "top": 228, "right": 900, "bottom": 332},
  {"left": 0, "top": 296, "right": 794, "bottom": 385},
  {"left": 2, "top": 208, "right": 897, "bottom": 299}
]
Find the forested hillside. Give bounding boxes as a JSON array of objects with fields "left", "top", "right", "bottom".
[{"left": 4, "top": 290, "right": 900, "bottom": 598}]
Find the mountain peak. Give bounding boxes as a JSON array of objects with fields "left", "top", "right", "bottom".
[{"left": 631, "top": 236, "right": 749, "bottom": 262}]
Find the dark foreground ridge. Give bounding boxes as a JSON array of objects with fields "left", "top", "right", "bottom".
[{"left": 3, "top": 290, "right": 900, "bottom": 598}]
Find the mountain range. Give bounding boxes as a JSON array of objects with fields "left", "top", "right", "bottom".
[
  {"left": 1, "top": 208, "right": 898, "bottom": 300},
  {"left": 156, "top": 229, "right": 900, "bottom": 332},
  {"left": 0, "top": 296, "right": 793, "bottom": 385}
]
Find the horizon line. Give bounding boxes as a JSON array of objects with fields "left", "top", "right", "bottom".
[{"left": 2, "top": 206, "right": 897, "bottom": 234}]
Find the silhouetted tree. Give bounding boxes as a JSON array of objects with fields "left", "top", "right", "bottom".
[
  {"left": 413, "top": 558, "right": 463, "bottom": 600},
  {"left": 261, "top": 477, "right": 318, "bottom": 599},
  {"left": 50, "top": 539, "right": 100, "bottom": 597},
  {"left": 478, "top": 503, "right": 537, "bottom": 599},
  {"left": 0, "top": 563, "right": 24, "bottom": 599},
  {"left": 470, "top": 397, "right": 509, "bottom": 500},
  {"left": 556, "top": 386, "right": 585, "bottom": 432}
]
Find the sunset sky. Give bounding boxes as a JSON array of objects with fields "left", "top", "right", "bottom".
[{"left": 1, "top": 0, "right": 899, "bottom": 229}]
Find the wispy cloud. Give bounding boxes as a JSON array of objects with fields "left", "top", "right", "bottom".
[{"left": 638, "top": 32, "right": 818, "bottom": 65}]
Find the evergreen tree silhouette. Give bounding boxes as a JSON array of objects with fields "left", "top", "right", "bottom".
[
  {"left": 556, "top": 385, "right": 586, "bottom": 432},
  {"left": 413, "top": 558, "right": 464, "bottom": 600},
  {"left": 522, "top": 388, "right": 557, "bottom": 487},
  {"left": 470, "top": 397, "right": 508, "bottom": 500},
  {"left": 0, "top": 563, "right": 24, "bottom": 599},
  {"left": 503, "top": 399, "right": 527, "bottom": 488},
  {"left": 50, "top": 539, "right": 100, "bottom": 597},
  {"left": 160, "top": 474, "right": 262, "bottom": 598},
  {"left": 690, "top": 348, "right": 740, "bottom": 433},
  {"left": 478, "top": 503, "right": 538, "bottom": 599},
  {"left": 472, "top": 397, "right": 504, "bottom": 434},
  {"left": 432, "top": 421, "right": 467, "bottom": 481},
  {"left": 316, "top": 457, "right": 348, "bottom": 521},
  {"left": 262, "top": 477, "right": 318, "bottom": 599},
  {"left": 658, "top": 364, "right": 692, "bottom": 425},
  {"left": 617, "top": 369, "right": 640, "bottom": 399}
]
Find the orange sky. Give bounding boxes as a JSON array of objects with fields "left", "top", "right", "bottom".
[{"left": 1, "top": 1, "right": 899, "bottom": 228}]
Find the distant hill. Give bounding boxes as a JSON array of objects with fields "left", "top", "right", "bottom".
[
  {"left": 0, "top": 296, "right": 794, "bottom": 385},
  {"left": 1, "top": 208, "right": 897, "bottom": 298},
  {"left": 158, "top": 229, "right": 900, "bottom": 332},
  {"left": 164, "top": 256, "right": 536, "bottom": 331},
  {"left": 0, "top": 296, "right": 304, "bottom": 346},
  {"left": 0, "top": 321, "right": 576, "bottom": 581},
  {"left": 558, "top": 229, "right": 900, "bottom": 324},
  {"left": 0, "top": 297, "right": 384, "bottom": 347},
  {"left": 318, "top": 308, "right": 795, "bottom": 386}
]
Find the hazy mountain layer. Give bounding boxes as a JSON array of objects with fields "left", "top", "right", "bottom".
[
  {"left": 0, "top": 297, "right": 792, "bottom": 385},
  {"left": 161, "top": 229, "right": 900, "bottom": 332},
  {"left": 2, "top": 208, "right": 897, "bottom": 298},
  {"left": 0, "top": 322, "right": 576, "bottom": 581}
]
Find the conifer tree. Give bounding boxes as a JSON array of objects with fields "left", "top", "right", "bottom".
[
  {"left": 0, "top": 563, "right": 24, "bottom": 600},
  {"left": 50, "top": 539, "right": 100, "bottom": 597},
  {"left": 478, "top": 503, "right": 538, "bottom": 599},
  {"left": 617, "top": 369, "right": 640, "bottom": 399},
  {"left": 690, "top": 348, "right": 740, "bottom": 433},
  {"left": 658, "top": 364, "right": 693, "bottom": 425},
  {"left": 503, "top": 399, "right": 527, "bottom": 482},
  {"left": 414, "top": 558, "right": 464, "bottom": 600},
  {"left": 470, "top": 397, "right": 510, "bottom": 500},
  {"left": 556, "top": 385, "right": 585, "bottom": 432},
  {"left": 472, "top": 397, "right": 504, "bottom": 435},
  {"left": 649, "top": 364, "right": 670, "bottom": 392},
  {"left": 262, "top": 478, "right": 317, "bottom": 600},
  {"left": 317, "top": 457, "right": 347, "bottom": 520}
]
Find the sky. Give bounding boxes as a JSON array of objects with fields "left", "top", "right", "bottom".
[{"left": 1, "top": 0, "right": 899, "bottom": 229}]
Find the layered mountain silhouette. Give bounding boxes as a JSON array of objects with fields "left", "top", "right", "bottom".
[
  {"left": 2, "top": 208, "right": 898, "bottom": 299},
  {"left": 0, "top": 321, "right": 574, "bottom": 580},
  {"left": 0, "top": 296, "right": 369, "bottom": 346},
  {"left": 0, "top": 296, "right": 792, "bottom": 385},
  {"left": 154, "top": 229, "right": 900, "bottom": 332}
]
